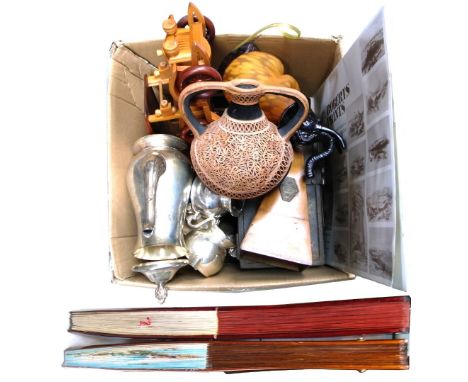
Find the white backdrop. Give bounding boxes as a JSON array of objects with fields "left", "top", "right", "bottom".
[{"left": 1, "top": 0, "right": 467, "bottom": 380}]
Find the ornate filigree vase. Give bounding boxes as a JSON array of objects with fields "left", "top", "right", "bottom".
[{"left": 179, "top": 79, "right": 309, "bottom": 199}]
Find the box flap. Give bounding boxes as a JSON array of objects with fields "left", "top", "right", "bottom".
[{"left": 313, "top": 9, "right": 405, "bottom": 290}]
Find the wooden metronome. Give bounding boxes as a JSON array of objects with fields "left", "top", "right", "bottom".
[
  {"left": 144, "top": 2, "right": 220, "bottom": 140},
  {"left": 240, "top": 151, "right": 322, "bottom": 267}
]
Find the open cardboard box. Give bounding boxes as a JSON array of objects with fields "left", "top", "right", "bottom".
[
  {"left": 108, "top": 30, "right": 398, "bottom": 292},
  {"left": 108, "top": 35, "right": 353, "bottom": 291}
]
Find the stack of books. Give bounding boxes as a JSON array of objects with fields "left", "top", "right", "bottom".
[{"left": 63, "top": 296, "right": 410, "bottom": 372}]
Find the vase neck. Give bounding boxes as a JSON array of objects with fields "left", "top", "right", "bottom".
[{"left": 227, "top": 102, "right": 263, "bottom": 120}]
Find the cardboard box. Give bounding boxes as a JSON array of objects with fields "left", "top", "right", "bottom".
[{"left": 107, "top": 35, "right": 357, "bottom": 291}]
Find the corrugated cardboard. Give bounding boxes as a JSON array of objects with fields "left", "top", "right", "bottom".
[{"left": 108, "top": 36, "right": 353, "bottom": 291}]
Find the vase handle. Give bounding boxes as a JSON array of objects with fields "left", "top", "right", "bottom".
[
  {"left": 261, "top": 85, "right": 309, "bottom": 141},
  {"left": 179, "top": 79, "right": 309, "bottom": 139},
  {"left": 179, "top": 81, "right": 223, "bottom": 137}
]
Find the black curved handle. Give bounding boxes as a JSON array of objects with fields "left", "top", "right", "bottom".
[
  {"left": 294, "top": 110, "right": 347, "bottom": 152},
  {"left": 293, "top": 110, "right": 347, "bottom": 179},
  {"left": 312, "top": 124, "right": 346, "bottom": 153},
  {"left": 305, "top": 133, "right": 335, "bottom": 179}
]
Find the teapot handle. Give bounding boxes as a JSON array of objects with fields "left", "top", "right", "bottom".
[{"left": 179, "top": 79, "right": 309, "bottom": 139}]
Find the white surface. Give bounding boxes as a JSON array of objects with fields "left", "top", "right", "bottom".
[{"left": 0, "top": 0, "right": 467, "bottom": 380}]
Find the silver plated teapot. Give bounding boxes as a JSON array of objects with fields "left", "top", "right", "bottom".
[{"left": 127, "top": 134, "right": 193, "bottom": 260}]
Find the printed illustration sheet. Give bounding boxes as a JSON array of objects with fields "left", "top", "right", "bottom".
[{"left": 314, "top": 10, "right": 404, "bottom": 289}]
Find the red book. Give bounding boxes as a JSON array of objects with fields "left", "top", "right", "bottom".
[{"left": 69, "top": 296, "right": 410, "bottom": 339}]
